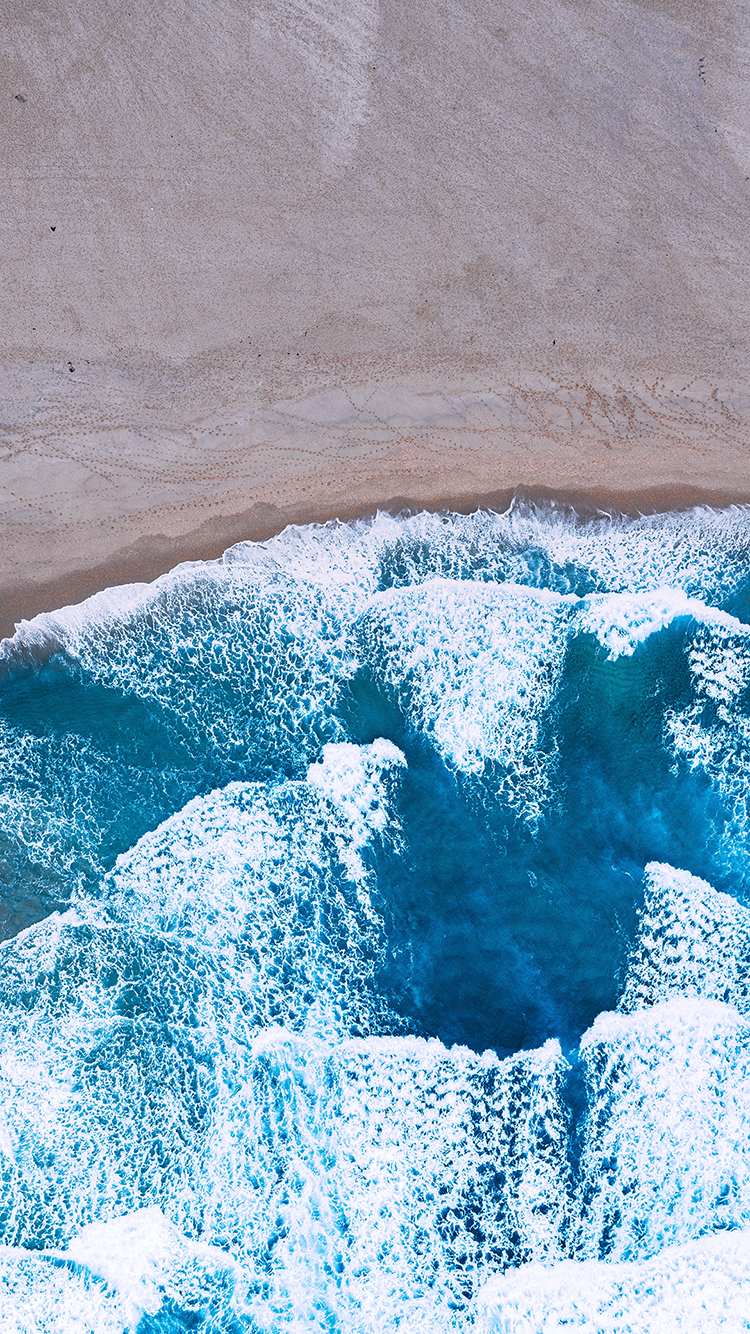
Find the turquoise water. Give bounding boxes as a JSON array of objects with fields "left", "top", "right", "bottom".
[{"left": 3, "top": 502, "right": 750, "bottom": 1329}]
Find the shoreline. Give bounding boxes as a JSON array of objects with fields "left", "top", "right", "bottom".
[
  {"left": 7, "top": 0, "right": 750, "bottom": 643},
  {"left": 4, "top": 478, "right": 749, "bottom": 646},
  {"left": 6, "top": 370, "right": 750, "bottom": 643}
]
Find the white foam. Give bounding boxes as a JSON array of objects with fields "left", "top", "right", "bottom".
[
  {"left": 3, "top": 503, "right": 750, "bottom": 904},
  {"left": 667, "top": 706, "right": 750, "bottom": 883},
  {"left": 8, "top": 580, "right": 152, "bottom": 661},
  {"left": 203, "top": 1030, "right": 570, "bottom": 1329},
  {"left": 65, "top": 1207, "right": 240, "bottom": 1326},
  {"left": 104, "top": 742, "right": 404, "bottom": 1039},
  {"left": 7, "top": 502, "right": 750, "bottom": 667},
  {"left": 576, "top": 587, "right": 745, "bottom": 659},
  {"left": 620, "top": 862, "right": 750, "bottom": 1013},
  {"left": 0, "top": 717, "right": 116, "bottom": 892},
  {"left": 475, "top": 1227, "right": 750, "bottom": 1333},
  {"left": 0, "top": 939, "right": 570, "bottom": 1329},
  {"left": 0, "top": 994, "right": 210, "bottom": 1251},
  {"left": 363, "top": 578, "right": 574, "bottom": 820},
  {"left": 5, "top": 557, "right": 361, "bottom": 784},
  {"left": 307, "top": 738, "right": 406, "bottom": 877},
  {"left": 687, "top": 620, "right": 750, "bottom": 702},
  {"left": 496, "top": 502, "right": 750, "bottom": 603},
  {"left": 0, "top": 1248, "right": 130, "bottom": 1334},
  {"left": 2, "top": 515, "right": 382, "bottom": 669},
  {"left": 0, "top": 1209, "right": 242, "bottom": 1332},
  {"left": 573, "top": 997, "right": 750, "bottom": 1261},
  {"left": 657, "top": 614, "right": 750, "bottom": 879},
  {"left": 0, "top": 746, "right": 409, "bottom": 1265}
]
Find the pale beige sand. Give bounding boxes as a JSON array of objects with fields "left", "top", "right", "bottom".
[{"left": 3, "top": 0, "right": 750, "bottom": 637}]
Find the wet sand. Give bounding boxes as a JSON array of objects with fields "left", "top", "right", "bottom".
[
  {"left": 4, "top": 0, "right": 750, "bottom": 637},
  {"left": 4, "top": 371, "right": 750, "bottom": 639}
]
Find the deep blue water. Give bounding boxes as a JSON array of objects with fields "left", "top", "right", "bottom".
[{"left": 3, "top": 502, "right": 750, "bottom": 1329}]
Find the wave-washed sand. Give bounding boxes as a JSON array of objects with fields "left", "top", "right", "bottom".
[{"left": 4, "top": 0, "right": 750, "bottom": 639}]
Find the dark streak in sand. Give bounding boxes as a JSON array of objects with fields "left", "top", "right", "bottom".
[{"left": 3, "top": 483, "right": 749, "bottom": 646}]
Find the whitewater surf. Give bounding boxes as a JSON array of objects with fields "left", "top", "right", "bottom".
[{"left": 2, "top": 500, "right": 750, "bottom": 1330}]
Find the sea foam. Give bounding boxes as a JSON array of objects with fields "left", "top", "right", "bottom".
[
  {"left": 620, "top": 861, "right": 750, "bottom": 1013},
  {"left": 3, "top": 504, "right": 750, "bottom": 1326},
  {"left": 475, "top": 1227, "right": 750, "bottom": 1333},
  {"left": 574, "top": 997, "right": 750, "bottom": 1261},
  {"left": 360, "top": 578, "right": 573, "bottom": 819}
]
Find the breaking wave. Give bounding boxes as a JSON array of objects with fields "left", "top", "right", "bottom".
[{"left": 3, "top": 500, "right": 750, "bottom": 1329}]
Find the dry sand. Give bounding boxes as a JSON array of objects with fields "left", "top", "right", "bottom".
[{"left": 3, "top": 0, "right": 750, "bottom": 636}]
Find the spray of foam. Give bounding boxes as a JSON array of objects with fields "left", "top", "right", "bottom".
[
  {"left": 203, "top": 1028, "right": 570, "bottom": 1330},
  {"left": 666, "top": 620, "right": 750, "bottom": 881},
  {"left": 101, "top": 740, "right": 407, "bottom": 1041},
  {"left": 64, "top": 1207, "right": 241, "bottom": 1328},
  {"left": 573, "top": 997, "right": 750, "bottom": 1262},
  {"left": 360, "top": 579, "right": 573, "bottom": 821},
  {"left": 0, "top": 1208, "right": 242, "bottom": 1333},
  {"left": 307, "top": 738, "right": 406, "bottom": 878},
  {"left": 4, "top": 505, "right": 750, "bottom": 1324},
  {"left": 474, "top": 1226, "right": 750, "bottom": 1334},
  {"left": 576, "top": 588, "right": 745, "bottom": 659},
  {"left": 620, "top": 862, "right": 750, "bottom": 1014},
  {"left": 0, "top": 1248, "right": 130, "bottom": 1334},
  {"left": 0, "top": 744, "right": 407, "bottom": 1258}
]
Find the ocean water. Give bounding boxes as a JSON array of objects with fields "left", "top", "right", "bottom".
[{"left": 2, "top": 500, "right": 750, "bottom": 1329}]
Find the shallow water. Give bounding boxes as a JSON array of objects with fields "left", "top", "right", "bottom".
[{"left": 3, "top": 501, "right": 750, "bottom": 1329}]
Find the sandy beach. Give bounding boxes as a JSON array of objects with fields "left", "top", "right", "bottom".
[
  {"left": 4, "top": 0, "right": 750, "bottom": 638},
  {"left": 6, "top": 6, "right": 750, "bottom": 1312}
]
